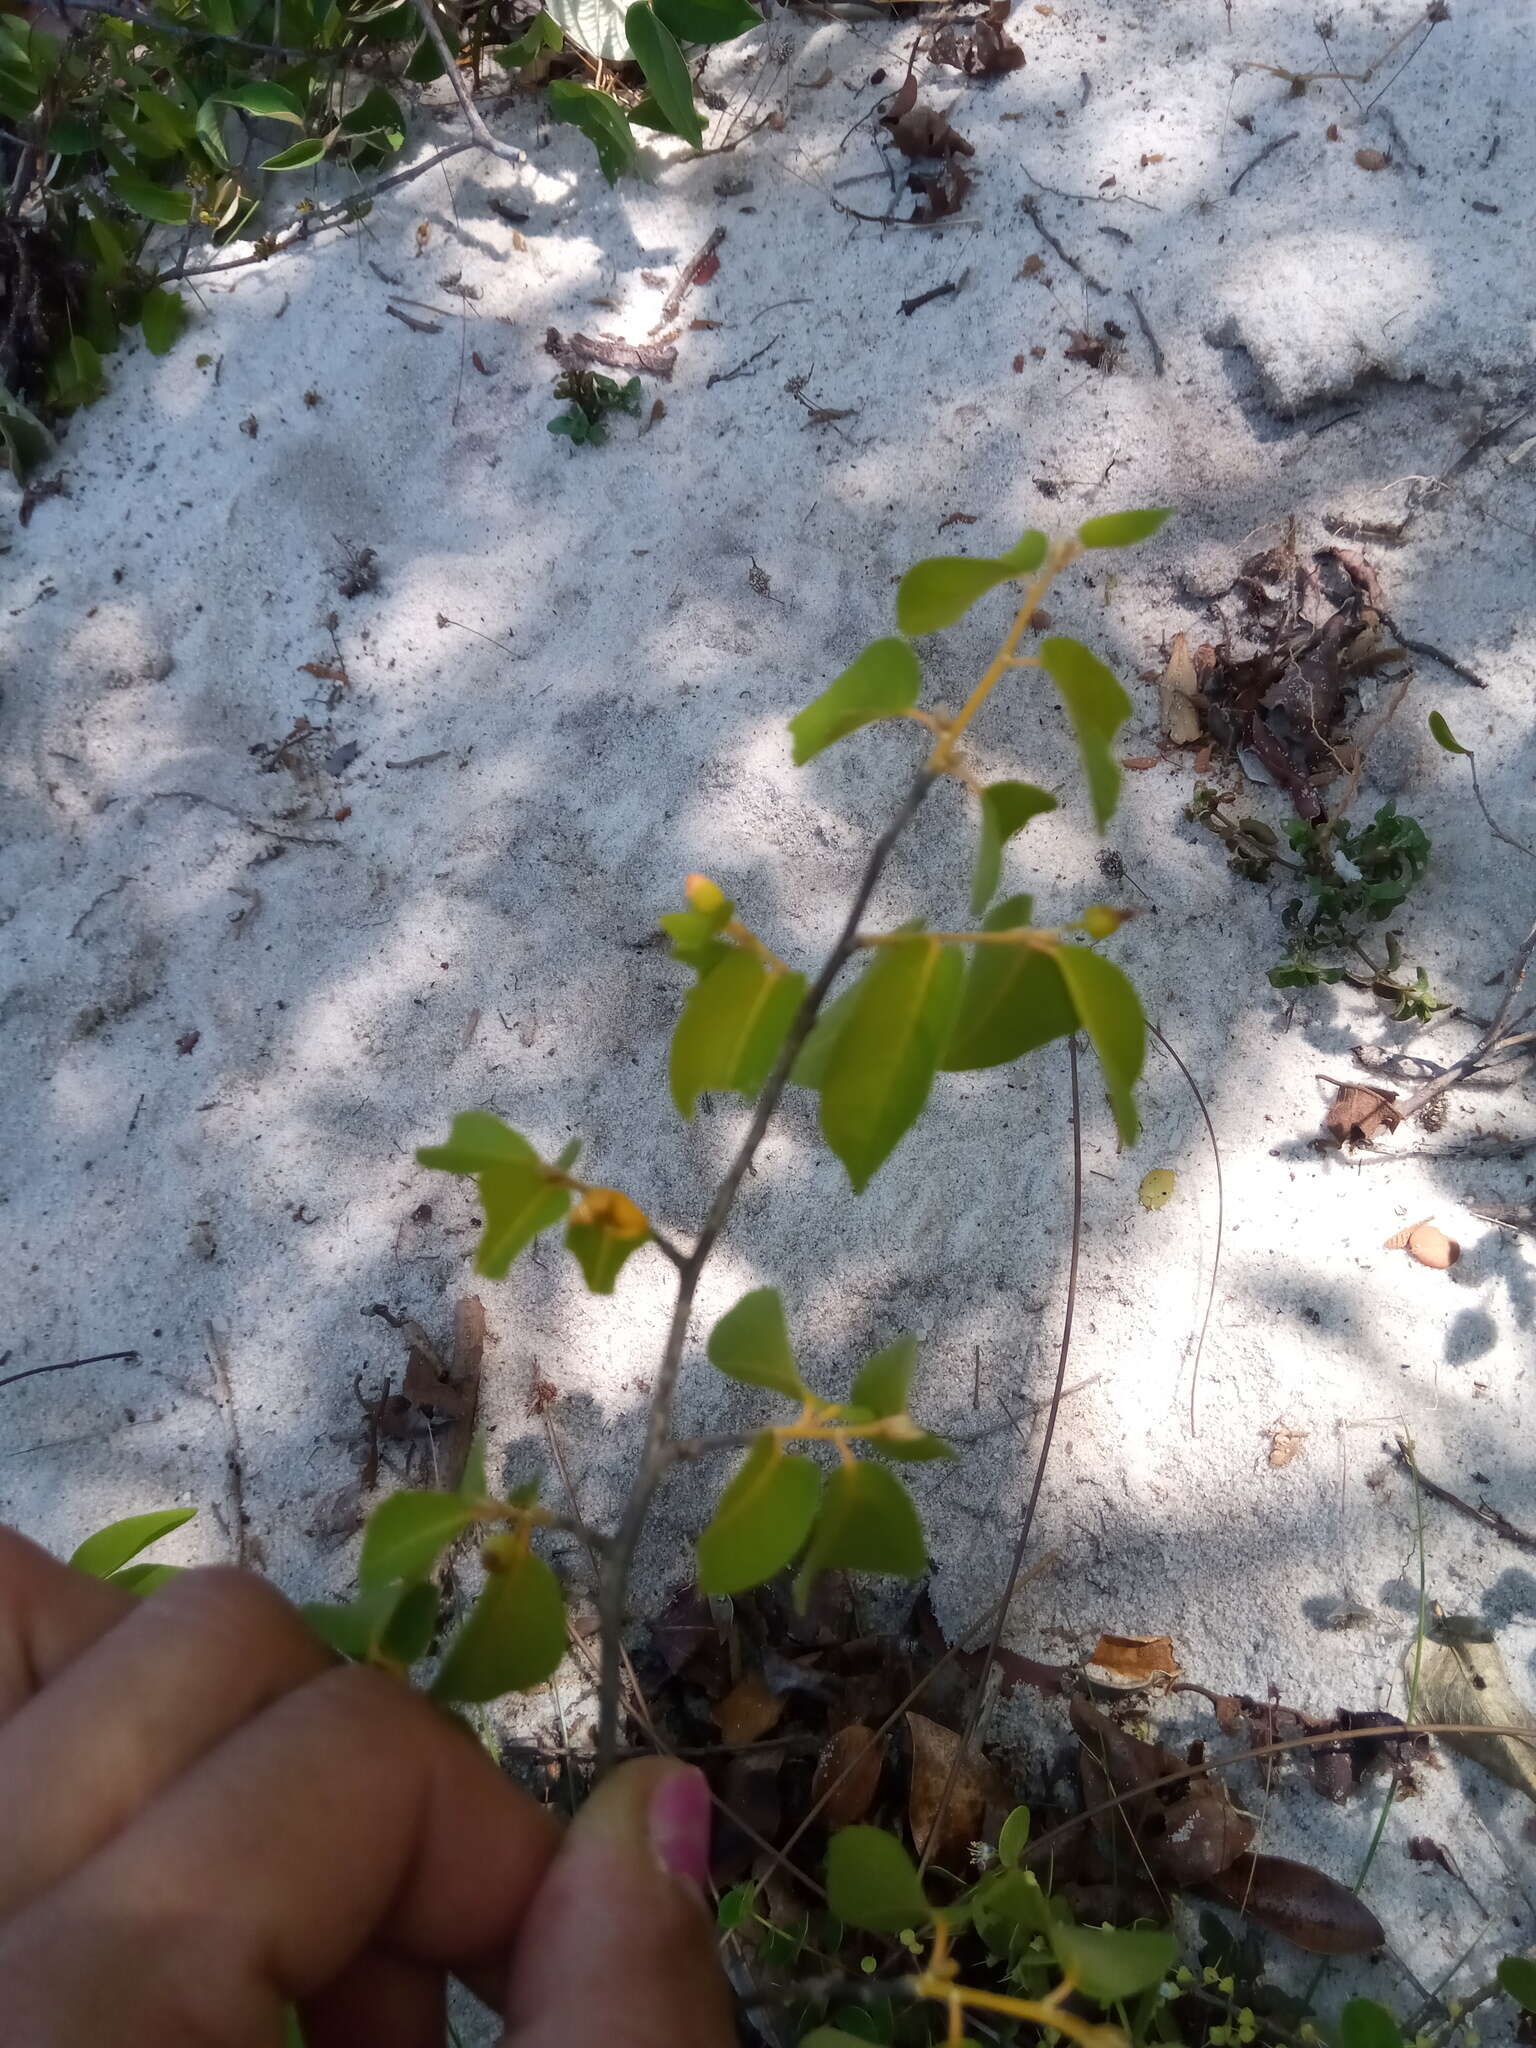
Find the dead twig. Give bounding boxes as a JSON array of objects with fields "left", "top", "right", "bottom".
[
  {"left": 900, "top": 278, "right": 960, "bottom": 316},
  {"left": 1020, "top": 196, "right": 1107, "bottom": 295},
  {"left": 546, "top": 326, "right": 677, "bottom": 381},
  {"left": 1148, "top": 1021, "right": 1223, "bottom": 1437},
  {"left": 145, "top": 789, "right": 343, "bottom": 849},
  {"left": 1392, "top": 1438, "right": 1536, "bottom": 1555},
  {"left": 1124, "top": 286, "right": 1165, "bottom": 376},
  {"left": 1228, "top": 129, "right": 1299, "bottom": 196},
  {"left": 706, "top": 334, "right": 780, "bottom": 388},
  {"left": 654, "top": 225, "right": 725, "bottom": 332},
  {"left": 407, "top": 0, "right": 525, "bottom": 168},
  {"left": 1379, "top": 615, "right": 1489, "bottom": 690},
  {"left": 386, "top": 303, "right": 442, "bottom": 334},
  {"left": 1391, "top": 917, "right": 1536, "bottom": 1125},
  {"left": 206, "top": 1322, "right": 253, "bottom": 1568},
  {"left": 0, "top": 1350, "right": 140, "bottom": 1394}
]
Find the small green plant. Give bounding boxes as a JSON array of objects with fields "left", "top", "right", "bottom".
[
  {"left": 1191, "top": 787, "right": 1442, "bottom": 1021},
  {"left": 69, "top": 1506, "right": 196, "bottom": 1593},
  {"left": 548, "top": 368, "right": 643, "bottom": 445}
]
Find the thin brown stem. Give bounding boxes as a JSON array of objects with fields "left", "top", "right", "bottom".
[
  {"left": 408, "top": 0, "right": 525, "bottom": 168},
  {"left": 1392, "top": 915, "right": 1536, "bottom": 1124},
  {"left": 596, "top": 764, "right": 938, "bottom": 1766}
]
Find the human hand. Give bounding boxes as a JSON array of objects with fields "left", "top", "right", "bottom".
[{"left": 0, "top": 1524, "right": 734, "bottom": 2048}]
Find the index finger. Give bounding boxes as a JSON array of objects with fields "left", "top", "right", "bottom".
[{"left": 0, "top": 1526, "right": 130, "bottom": 1721}]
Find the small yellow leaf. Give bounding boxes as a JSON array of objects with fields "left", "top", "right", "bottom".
[
  {"left": 569, "top": 1186, "right": 648, "bottom": 1238},
  {"left": 685, "top": 872, "right": 726, "bottom": 914},
  {"left": 1139, "top": 1168, "right": 1177, "bottom": 1210}
]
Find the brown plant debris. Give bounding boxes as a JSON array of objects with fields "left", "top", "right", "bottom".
[
  {"left": 930, "top": 0, "right": 1025, "bottom": 76},
  {"left": 1324, "top": 1082, "right": 1401, "bottom": 1146},
  {"left": 1384, "top": 1218, "right": 1460, "bottom": 1267}
]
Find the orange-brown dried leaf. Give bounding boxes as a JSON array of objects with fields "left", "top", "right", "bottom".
[
  {"left": 712, "top": 1673, "right": 785, "bottom": 1748},
  {"left": 1267, "top": 1427, "right": 1308, "bottom": 1469},
  {"left": 907, "top": 1711, "right": 999, "bottom": 1874},
  {"left": 1088, "top": 1633, "right": 1182, "bottom": 1684},
  {"left": 1384, "top": 1219, "right": 1459, "bottom": 1268},
  {"left": 1354, "top": 147, "right": 1390, "bottom": 171},
  {"left": 1324, "top": 1083, "right": 1400, "bottom": 1145},
  {"left": 812, "top": 1722, "right": 884, "bottom": 1827}
]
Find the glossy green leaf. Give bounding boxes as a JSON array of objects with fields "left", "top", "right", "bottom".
[
  {"left": 654, "top": 0, "right": 760, "bottom": 41},
  {"left": 997, "top": 1805, "right": 1031, "bottom": 1867},
  {"left": 1076, "top": 507, "right": 1171, "bottom": 549},
  {"left": 819, "top": 935, "right": 962, "bottom": 1192},
  {"left": 358, "top": 1490, "right": 475, "bottom": 1588},
  {"left": 797, "top": 1461, "right": 925, "bottom": 1606},
  {"left": 670, "top": 948, "right": 807, "bottom": 1117},
  {"left": 1498, "top": 1958, "right": 1536, "bottom": 2014},
  {"left": 0, "top": 383, "right": 51, "bottom": 480},
  {"left": 431, "top": 1548, "right": 566, "bottom": 1700},
  {"left": 707, "top": 1286, "right": 807, "bottom": 1399},
  {"left": 971, "top": 780, "right": 1056, "bottom": 915},
  {"left": 419, "top": 1112, "right": 538, "bottom": 1173},
  {"left": 196, "top": 80, "right": 303, "bottom": 166},
  {"left": 941, "top": 895, "right": 1075, "bottom": 1072},
  {"left": 1053, "top": 942, "right": 1144, "bottom": 1146},
  {"left": 495, "top": 8, "right": 562, "bottom": 63},
  {"left": 564, "top": 1192, "right": 650, "bottom": 1293},
  {"left": 376, "top": 1579, "right": 441, "bottom": 1666},
  {"left": 108, "top": 169, "right": 192, "bottom": 223},
  {"left": 895, "top": 531, "right": 1046, "bottom": 635},
  {"left": 547, "top": 79, "right": 637, "bottom": 183},
  {"left": 1339, "top": 2000, "right": 1404, "bottom": 2048},
  {"left": 109, "top": 1561, "right": 182, "bottom": 1596},
  {"left": 697, "top": 1436, "right": 821, "bottom": 1594},
  {"left": 261, "top": 135, "right": 328, "bottom": 170},
  {"left": 1038, "top": 635, "right": 1133, "bottom": 830},
  {"left": 140, "top": 286, "right": 185, "bottom": 356},
  {"left": 825, "top": 1825, "right": 930, "bottom": 1934},
  {"left": 624, "top": 2, "right": 703, "bottom": 146},
  {"left": 789, "top": 638, "right": 921, "bottom": 765},
  {"left": 339, "top": 85, "right": 404, "bottom": 136},
  {"left": 477, "top": 1165, "right": 570, "bottom": 1278},
  {"left": 70, "top": 1507, "right": 195, "bottom": 1579},
  {"left": 790, "top": 980, "right": 861, "bottom": 1090},
  {"left": 1428, "top": 709, "right": 1469, "bottom": 756},
  {"left": 972, "top": 1867, "right": 1051, "bottom": 1955},
  {"left": 1050, "top": 1923, "right": 1177, "bottom": 2001}
]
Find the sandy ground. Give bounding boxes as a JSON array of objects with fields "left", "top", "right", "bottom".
[{"left": 3, "top": 0, "right": 1534, "bottom": 2011}]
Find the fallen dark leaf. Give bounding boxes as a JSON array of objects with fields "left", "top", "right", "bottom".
[
  {"left": 298, "top": 661, "right": 349, "bottom": 684},
  {"left": 694, "top": 251, "right": 721, "bottom": 286},
  {"left": 175, "top": 1029, "right": 200, "bottom": 1056},
  {"left": 325, "top": 739, "right": 362, "bottom": 775},
  {"left": 930, "top": 2, "right": 1024, "bottom": 77},
  {"left": 885, "top": 100, "right": 975, "bottom": 160},
  {"left": 1072, "top": 1696, "right": 1254, "bottom": 1886},
  {"left": 1204, "top": 1853, "right": 1384, "bottom": 1954},
  {"left": 907, "top": 1711, "right": 999, "bottom": 1874},
  {"left": 471, "top": 351, "right": 491, "bottom": 375},
  {"left": 1065, "top": 328, "right": 1109, "bottom": 367},
  {"left": 1020, "top": 253, "right": 1045, "bottom": 278},
  {"left": 939, "top": 511, "right": 979, "bottom": 528},
  {"left": 812, "top": 1722, "right": 884, "bottom": 1827},
  {"left": 909, "top": 162, "right": 973, "bottom": 222},
  {"left": 1324, "top": 1083, "right": 1400, "bottom": 1145},
  {"left": 1407, "top": 1835, "right": 1463, "bottom": 1881},
  {"left": 647, "top": 1585, "right": 725, "bottom": 1683},
  {"left": 332, "top": 805, "right": 351, "bottom": 822},
  {"left": 1327, "top": 122, "right": 1340, "bottom": 139},
  {"left": 713, "top": 1673, "right": 785, "bottom": 1747}
]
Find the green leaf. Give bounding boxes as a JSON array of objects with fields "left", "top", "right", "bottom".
[
  {"left": 697, "top": 1435, "right": 821, "bottom": 1594},
  {"left": 825, "top": 1826, "right": 930, "bottom": 1934},
  {"left": 69, "top": 1507, "right": 195, "bottom": 1579},
  {"left": 1076, "top": 508, "right": 1171, "bottom": 549},
  {"left": 0, "top": 383, "right": 54, "bottom": 480},
  {"left": 624, "top": 2, "right": 703, "bottom": 146},
  {"left": 358, "top": 1490, "right": 476, "bottom": 1588},
  {"left": 196, "top": 80, "right": 304, "bottom": 165},
  {"left": 547, "top": 79, "right": 637, "bottom": 183},
  {"left": 1498, "top": 1958, "right": 1536, "bottom": 2014},
  {"left": 972, "top": 1868, "right": 1051, "bottom": 1955},
  {"left": 140, "top": 286, "right": 185, "bottom": 356},
  {"left": 895, "top": 532, "right": 1046, "bottom": 635},
  {"left": 45, "top": 115, "right": 94, "bottom": 153},
  {"left": 1037, "top": 636, "right": 1133, "bottom": 830},
  {"left": 707, "top": 1286, "right": 807, "bottom": 1399},
  {"left": 1053, "top": 942, "right": 1145, "bottom": 1146},
  {"left": 564, "top": 1189, "right": 650, "bottom": 1293},
  {"left": 108, "top": 169, "right": 192, "bottom": 224},
  {"left": 339, "top": 85, "right": 404, "bottom": 136},
  {"left": 419, "top": 1111, "right": 539, "bottom": 1172},
  {"left": 659, "top": 897, "right": 733, "bottom": 971},
  {"left": 819, "top": 936, "right": 962, "bottom": 1191},
  {"left": 941, "top": 894, "right": 1075, "bottom": 1072},
  {"left": 495, "top": 8, "right": 563, "bottom": 62},
  {"left": 670, "top": 949, "right": 806, "bottom": 1117},
  {"left": 654, "top": 0, "right": 760, "bottom": 41},
  {"left": 717, "top": 1881, "right": 756, "bottom": 1930},
  {"left": 459, "top": 1435, "right": 489, "bottom": 1501},
  {"left": 1427, "top": 709, "right": 1470, "bottom": 756},
  {"left": 797, "top": 1461, "right": 925, "bottom": 1606},
  {"left": 431, "top": 1547, "right": 566, "bottom": 1700},
  {"left": 376, "top": 1579, "right": 441, "bottom": 1666},
  {"left": 1050, "top": 1924, "right": 1177, "bottom": 2002},
  {"left": 1339, "top": 2000, "right": 1404, "bottom": 2048},
  {"left": 789, "top": 638, "right": 921, "bottom": 766},
  {"left": 261, "top": 135, "right": 328, "bottom": 170},
  {"left": 997, "top": 1805, "right": 1031, "bottom": 1867},
  {"left": 849, "top": 1338, "right": 950, "bottom": 1462},
  {"left": 790, "top": 980, "right": 863, "bottom": 1090},
  {"left": 971, "top": 780, "right": 1056, "bottom": 916},
  {"left": 109, "top": 1560, "right": 181, "bottom": 1595},
  {"left": 478, "top": 1164, "right": 570, "bottom": 1278}
]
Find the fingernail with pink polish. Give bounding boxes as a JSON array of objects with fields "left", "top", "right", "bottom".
[{"left": 649, "top": 1766, "right": 713, "bottom": 1890}]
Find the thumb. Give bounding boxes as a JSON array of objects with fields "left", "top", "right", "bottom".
[{"left": 501, "top": 1758, "right": 734, "bottom": 2048}]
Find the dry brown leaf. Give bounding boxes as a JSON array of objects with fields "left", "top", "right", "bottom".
[
  {"left": 1159, "top": 630, "right": 1203, "bottom": 745},
  {"left": 1417, "top": 1633, "right": 1536, "bottom": 1802},
  {"left": 298, "top": 661, "right": 348, "bottom": 684},
  {"left": 1204, "top": 1853, "right": 1384, "bottom": 1954},
  {"left": 1087, "top": 1632, "right": 1181, "bottom": 1685},
  {"left": 1384, "top": 1219, "right": 1459, "bottom": 1268},
  {"left": 1123, "top": 756, "right": 1160, "bottom": 771},
  {"left": 1324, "top": 1083, "right": 1400, "bottom": 1145},
  {"left": 907, "top": 1711, "right": 999, "bottom": 1873},
  {"left": 713, "top": 1672, "right": 785, "bottom": 1747},
  {"left": 1268, "top": 1427, "right": 1308, "bottom": 1469},
  {"left": 1065, "top": 328, "right": 1109, "bottom": 368},
  {"left": 1072, "top": 1696, "right": 1254, "bottom": 1886},
  {"left": 812, "top": 1723, "right": 883, "bottom": 1827},
  {"left": 930, "top": 3, "right": 1024, "bottom": 77},
  {"left": 1020, "top": 253, "right": 1045, "bottom": 278},
  {"left": 885, "top": 102, "right": 975, "bottom": 160},
  {"left": 1354, "top": 147, "right": 1390, "bottom": 171},
  {"left": 1326, "top": 122, "right": 1340, "bottom": 140}
]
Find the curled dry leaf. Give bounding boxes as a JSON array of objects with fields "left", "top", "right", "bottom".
[
  {"left": 1072, "top": 1696, "right": 1254, "bottom": 1887},
  {"left": 1159, "top": 631, "right": 1203, "bottom": 745},
  {"left": 712, "top": 1672, "right": 786, "bottom": 1748},
  {"left": 1417, "top": 1632, "right": 1536, "bottom": 1802},
  {"left": 811, "top": 1721, "right": 884, "bottom": 1827},
  {"left": 1267, "top": 1426, "right": 1308, "bottom": 1469},
  {"left": 1354, "top": 147, "right": 1390, "bottom": 171},
  {"left": 907, "top": 1710, "right": 1001, "bottom": 1873},
  {"left": 884, "top": 99, "right": 975, "bottom": 161},
  {"left": 1384, "top": 1219, "right": 1460, "bottom": 1268},
  {"left": 1324, "top": 1083, "right": 1400, "bottom": 1146},
  {"left": 930, "top": 0, "right": 1024, "bottom": 77},
  {"left": 1204, "top": 1853, "right": 1384, "bottom": 1954},
  {"left": 1086, "top": 1632, "right": 1181, "bottom": 1687}
]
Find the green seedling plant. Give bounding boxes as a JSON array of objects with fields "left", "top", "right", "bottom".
[
  {"left": 548, "top": 367, "right": 643, "bottom": 445},
  {"left": 1190, "top": 787, "right": 1442, "bottom": 1021}
]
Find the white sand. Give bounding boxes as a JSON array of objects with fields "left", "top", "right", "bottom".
[{"left": 3, "top": 0, "right": 1533, "bottom": 2006}]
